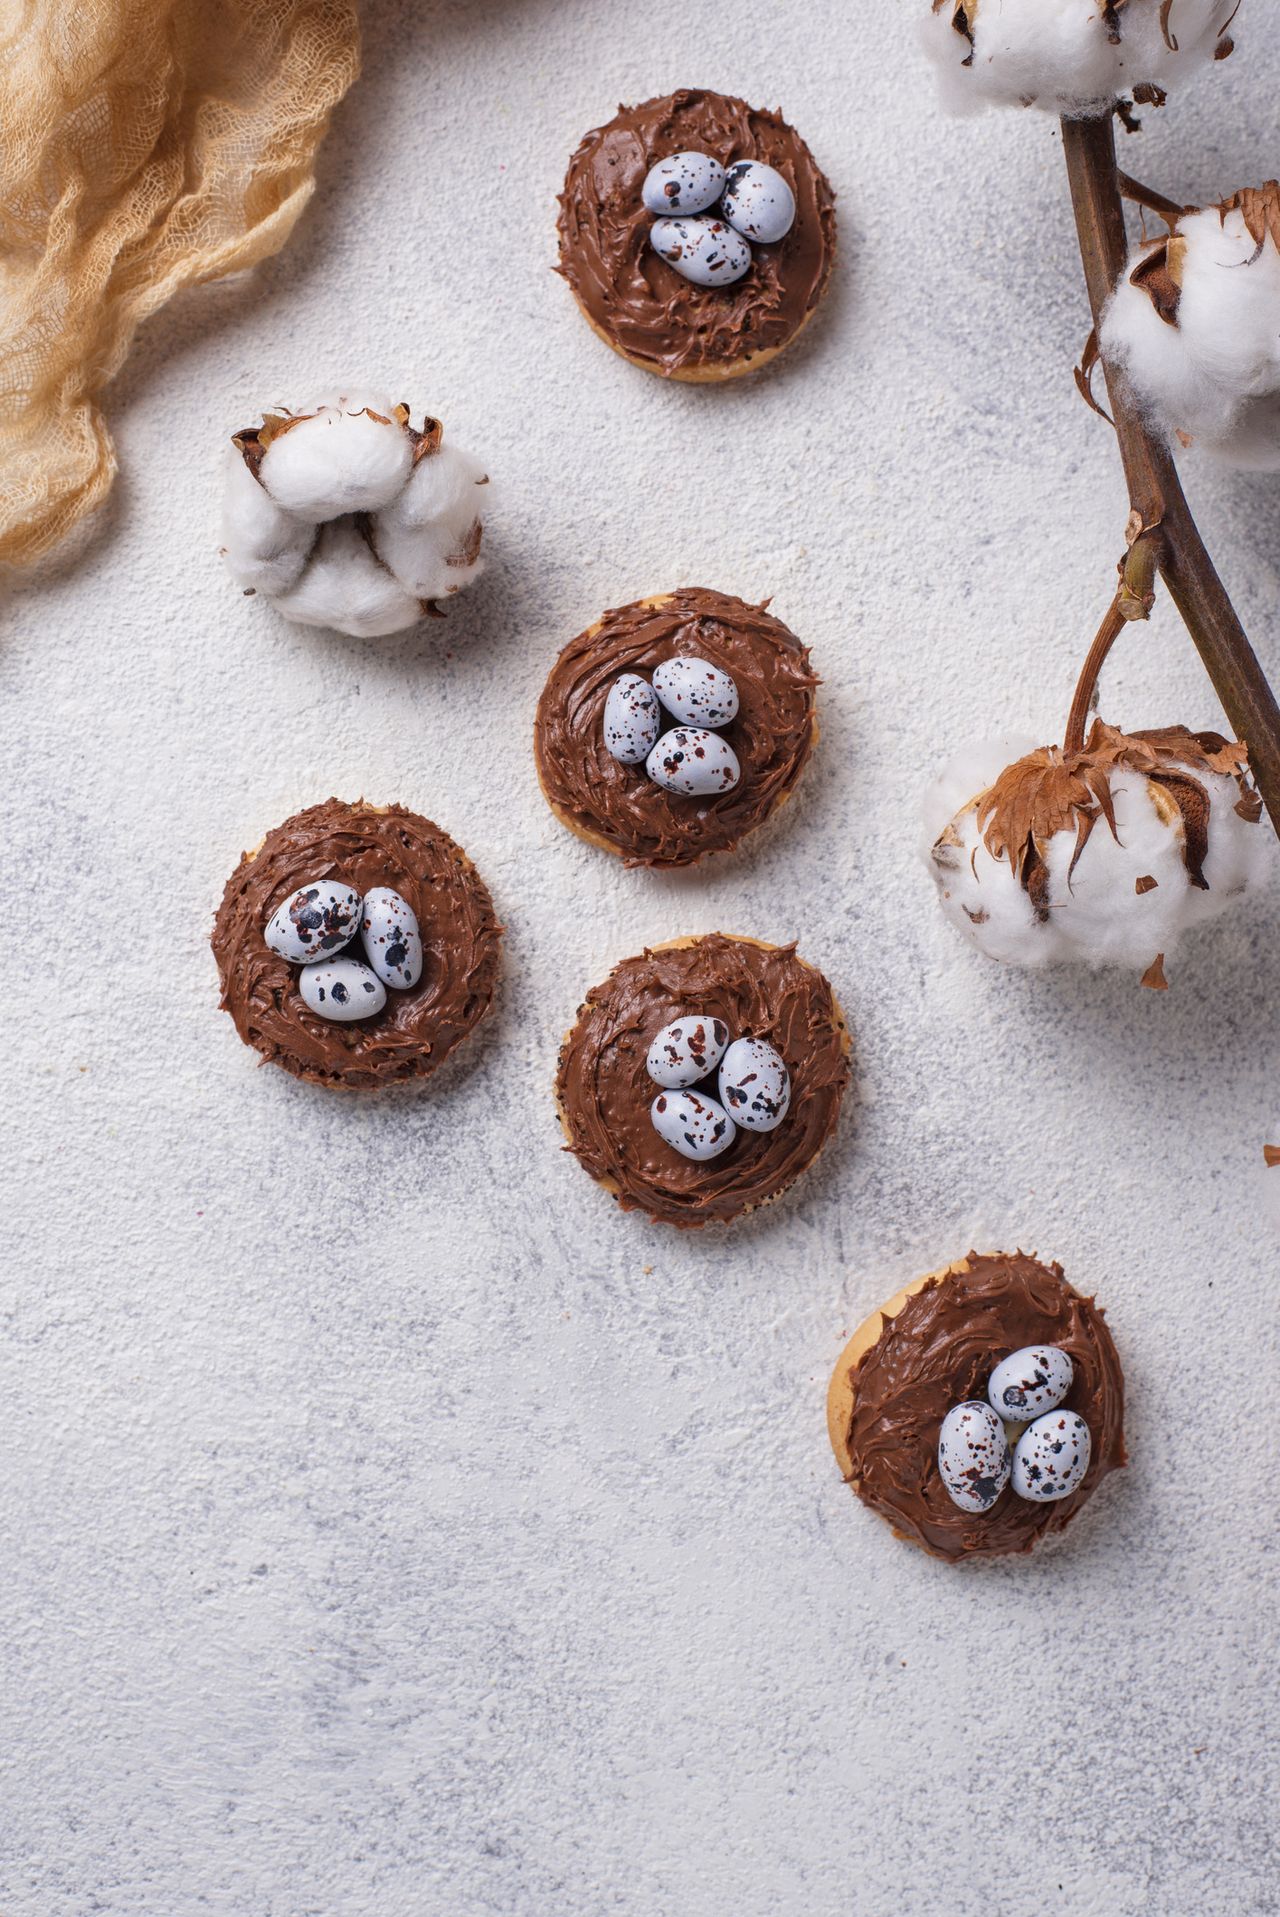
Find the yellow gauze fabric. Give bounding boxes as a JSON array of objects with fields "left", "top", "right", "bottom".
[{"left": 0, "top": 0, "right": 360, "bottom": 567}]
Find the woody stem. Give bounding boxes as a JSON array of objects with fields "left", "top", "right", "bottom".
[
  {"left": 1060, "top": 111, "right": 1280, "bottom": 837},
  {"left": 1064, "top": 534, "right": 1162, "bottom": 750},
  {"left": 1065, "top": 597, "right": 1127, "bottom": 754},
  {"left": 1116, "top": 170, "right": 1187, "bottom": 227}
]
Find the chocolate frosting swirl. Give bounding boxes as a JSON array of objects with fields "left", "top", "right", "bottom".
[
  {"left": 535, "top": 588, "right": 818, "bottom": 868},
  {"left": 845, "top": 1254, "right": 1126, "bottom": 1561},
  {"left": 557, "top": 89, "right": 837, "bottom": 377},
  {"left": 556, "top": 934, "right": 850, "bottom": 1227},
  {"left": 212, "top": 799, "right": 501, "bottom": 1090}
]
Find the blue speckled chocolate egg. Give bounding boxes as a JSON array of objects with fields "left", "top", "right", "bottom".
[
  {"left": 265, "top": 880, "right": 361, "bottom": 964},
  {"left": 937, "top": 1401, "right": 1011, "bottom": 1513},
  {"left": 603, "top": 673, "right": 662, "bottom": 764},
  {"left": 649, "top": 216, "right": 752, "bottom": 289},
  {"left": 718, "top": 1037, "right": 790, "bottom": 1132},
  {"left": 360, "top": 886, "right": 423, "bottom": 990},
  {"left": 298, "top": 956, "right": 387, "bottom": 1023},
  {"left": 650, "top": 1088, "right": 737, "bottom": 1162},
  {"left": 646, "top": 1013, "right": 730, "bottom": 1090},
  {"left": 642, "top": 151, "right": 727, "bottom": 216},
  {"left": 720, "top": 160, "right": 796, "bottom": 244},
  {"left": 987, "top": 1346, "right": 1073, "bottom": 1425},
  {"left": 645, "top": 727, "right": 740, "bottom": 797},
  {"left": 1012, "top": 1411, "right": 1091, "bottom": 1502},
  {"left": 652, "top": 656, "right": 739, "bottom": 728}
]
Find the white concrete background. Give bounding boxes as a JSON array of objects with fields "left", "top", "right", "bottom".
[{"left": 5, "top": 3, "right": 1279, "bottom": 1912}]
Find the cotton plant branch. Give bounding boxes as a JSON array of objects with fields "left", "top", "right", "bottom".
[
  {"left": 920, "top": 1, "right": 1270, "bottom": 989},
  {"left": 1116, "top": 170, "right": 1189, "bottom": 227},
  {"left": 1061, "top": 109, "right": 1280, "bottom": 836},
  {"left": 1063, "top": 531, "right": 1162, "bottom": 754}
]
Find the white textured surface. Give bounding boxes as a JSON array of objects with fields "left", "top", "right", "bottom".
[{"left": 5, "top": 3, "right": 1280, "bottom": 1911}]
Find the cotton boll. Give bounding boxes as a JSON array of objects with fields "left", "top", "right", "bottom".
[
  {"left": 923, "top": 733, "right": 1049, "bottom": 967},
  {"left": 1196, "top": 762, "right": 1274, "bottom": 901},
  {"left": 920, "top": 0, "right": 1239, "bottom": 119},
  {"left": 1038, "top": 765, "right": 1201, "bottom": 967},
  {"left": 928, "top": 793, "right": 1064, "bottom": 967},
  {"left": 370, "top": 441, "right": 489, "bottom": 601},
  {"left": 369, "top": 519, "right": 472, "bottom": 605},
  {"left": 221, "top": 451, "right": 314, "bottom": 595},
  {"left": 1175, "top": 210, "right": 1280, "bottom": 397},
  {"left": 270, "top": 519, "right": 423, "bottom": 638},
  {"left": 258, "top": 397, "right": 413, "bottom": 518},
  {"left": 925, "top": 723, "right": 1268, "bottom": 978},
  {"left": 1102, "top": 206, "right": 1280, "bottom": 470},
  {"left": 921, "top": 1, "right": 1125, "bottom": 117},
  {"left": 223, "top": 401, "right": 490, "bottom": 635},
  {"left": 1101, "top": 257, "right": 1203, "bottom": 429},
  {"left": 380, "top": 439, "right": 489, "bottom": 530}
]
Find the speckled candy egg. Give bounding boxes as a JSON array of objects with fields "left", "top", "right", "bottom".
[
  {"left": 360, "top": 886, "right": 423, "bottom": 990},
  {"left": 298, "top": 956, "right": 387, "bottom": 1022},
  {"left": 646, "top": 727, "right": 741, "bottom": 798},
  {"left": 645, "top": 1013, "right": 730, "bottom": 1090},
  {"left": 650, "top": 217, "right": 752, "bottom": 289},
  {"left": 652, "top": 656, "right": 739, "bottom": 728},
  {"left": 1011, "top": 1411, "right": 1091, "bottom": 1503},
  {"left": 265, "top": 880, "right": 361, "bottom": 964},
  {"left": 717, "top": 1037, "right": 790, "bottom": 1133},
  {"left": 937, "top": 1402, "right": 1011, "bottom": 1514},
  {"left": 650, "top": 1088, "right": 737, "bottom": 1162},
  {"left": 603, "top": 673, "right": 662, "bottom": 765},
  {"left": 641, "top": 151, "right": 726, "bottom": 217},
  {"left": 720, "top": 160, "right": 796, "bottom": 245},
  {"left": 987, "top": 1346, "right": 1074, "bottom": 1426}
]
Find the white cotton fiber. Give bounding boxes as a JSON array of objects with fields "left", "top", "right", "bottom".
[
  {"left": 1037, "top": 758, "right": 1261, "bottom": 963},
  {"left": 369, "top": 441, "right": 490, "bottom": 600},
  {"left": 220, "top": 451, "right": 314, "bottom": 595},
  {"left": 259, "top": 396, "right": 413, "bottom": 519},
  {"left": 1102, "top": 204, "right": 1280, "bottom": 470},
  {"left": 380, "top": 438, "right": 489, "bottom": 530},
  {"left": 368, "top": 519, "right": 472, "bottom": 605},
  {"left": 924, "top": 736, "right": 1268, "bottom": 978},
  {"left": 927, "top": 790, "right": 1052, "bottom": 966},
  {"left": 221, "top": 397, "right": 491, "bottom": 636},
  {"left": 270, "top": 520, "right": 423, "bottom": 639},
  {"left": 921, "top": 0, "right": 1239, "bottom": 118}
]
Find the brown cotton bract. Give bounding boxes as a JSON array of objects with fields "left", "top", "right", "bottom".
[
  {"left": 1221, "top": 180, "right": 1280, "bottom": 251},
  {"left": 0, "top": 0, "right": 360, "bottom": 568}
]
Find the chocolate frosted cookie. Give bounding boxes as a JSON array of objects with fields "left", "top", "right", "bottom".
[
  {"left": 827, "top": 1254, "right": 1127, "bottom": 1562},
  {"left": 556, "top": 934, "right": 851, "bottom": 1228},
  {"left": 557, "top": 89, "right": 836, "bottom": 381},
  {"left": 212, "top": 799, "right": 501, "bottom": 1090},
  {"left": 535, "top": 588, "right": 818, "bottom": 869}
]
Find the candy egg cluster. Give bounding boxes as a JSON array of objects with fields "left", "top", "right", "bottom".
[
  {"left": 643, "top": 1010, "right": 791, "bottom": 1162},
  {"left": 263, "top": 879, "right": 424, "bottom": 1023},
  {"left": 936, "top": 1345, "right": 1091, "bottom": 1514},
  {"left": 602, "top": 657, "right": 741, "bottom": 799},
  {"left": 642, "top": 151, "right": 795, "bottom": 288}
]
